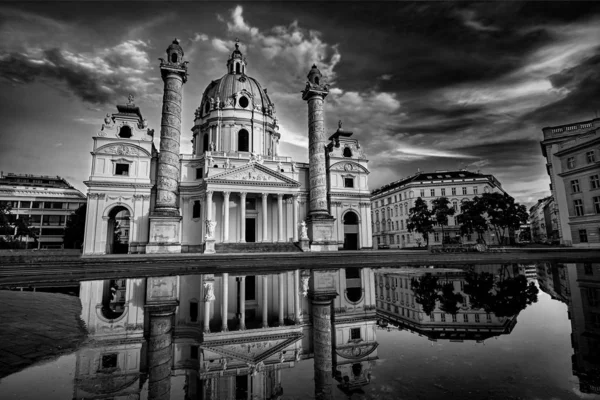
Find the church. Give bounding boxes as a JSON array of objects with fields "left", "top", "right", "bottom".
[{"left": 82, "top": 39, "right": 372, "bottom": 255}]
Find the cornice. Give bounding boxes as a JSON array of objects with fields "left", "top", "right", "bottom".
[{"left": 84, "top": 181, "right": 154, "bottom": 189}]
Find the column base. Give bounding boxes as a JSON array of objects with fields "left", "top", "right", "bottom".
[
  {"left": 204, "top": 239, "right": 216, "bottom": 254},
  {"left": 147, "top": 215, "right": 182, "bottom": 254},
  {"left": 307, "top": 215, "right": 338, "bottom": 252}
]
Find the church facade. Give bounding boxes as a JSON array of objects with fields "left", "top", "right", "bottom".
[{"left": 82, "top": 39, "right": 372, "bottom": 255}]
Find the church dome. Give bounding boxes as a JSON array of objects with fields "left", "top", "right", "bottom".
[{"left": 198, "top": 40, "right": 274, "bottom": 116}]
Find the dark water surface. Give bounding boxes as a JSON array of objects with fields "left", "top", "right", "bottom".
[{"left": 1, "top": 262, "right": 599, "bottom": 399}]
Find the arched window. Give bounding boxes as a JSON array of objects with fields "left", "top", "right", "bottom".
[
  {"left": 343, "top": 147, "right": 352, "bottom": 157},
  {"left": 205, "top": 102, "right": 210, "bottom": 114},
  {"left": 236, "top": 63, "right": 241, "bottom": 74},
  {"left": 192, "top": 200, "right": 201, "bottom": 219},
  {"left": 238, "top": 96, "right": 249, "bottom": 108},
  {"left": 101, "top": 278, "right": 127, "bottom": 319},
  {"left": 405, "top": 204, "right": 408, "bottom": 215},
  {"left": 171, "top": 53, "right": 178, "bottom": 63},
  {"left": 315, "top": 77, "right": 320, "bottom": 85},
  {"left": 119, "top": 125, "right": 132, "bottom": 138},
  {"left": 203, "top": 133, "right": 209, "bottom": 153},
  {"left": 345, "top": 267, "right": 362, "bottom": 302},
  {"left": 238, "top": 129, "right": 249, "bottom": 152}
]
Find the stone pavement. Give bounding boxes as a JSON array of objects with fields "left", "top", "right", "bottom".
[{"left": 0, "top": 290, "right": 87, "bottom": 379}]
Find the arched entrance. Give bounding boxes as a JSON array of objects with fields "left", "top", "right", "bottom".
[
  {"left": 343, "top": 211, "right": 359, "bottom": 250},
  {"left": 106, "top": 206, "right": 130, "bottom": 254}
]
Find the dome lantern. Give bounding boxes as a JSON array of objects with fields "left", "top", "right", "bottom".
[
  {"left": 166, "top": 38, "right": 184, "bottom": 64},
  {"left": 226, "top": 38, "right": 247, "bottom": 75}
]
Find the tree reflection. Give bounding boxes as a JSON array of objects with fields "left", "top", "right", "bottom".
[{"left": 411, "top": 267, "right": 539, "bottom": 318}]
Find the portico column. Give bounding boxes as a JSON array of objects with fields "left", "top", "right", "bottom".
[
  {"left": 262, "top": 193, "right": 269, "bottom": 243},
  {"left": 223, "top": 191, "right": 230, "bottom": 243},
  {"left": 277, "top": 193, "right": 284, "bottom": 242},
  {"left": 262, "top": 275, "right": 269, "bottom": 328},
  {"left": 238, "top": 276, "right": 246, "bottom": 330},
  {"left": 206, "top": 191, "right": 214, "bottom": 222},
  {"left": 239, "top": 192, "right": 247, "bottom": 243},
  {"left": 278, "top": 273, "right": 284, "bottom": 326},
  {"left": 294, "top": 269, "right": 300, "bottom": 324},
  {"left": 292, "top": 195, "right": 299, "bottom": 242},
  {"left": 221, "top": 273, "right": 229, "bottom": 331},
  {"left": 203, "top": 279, "right": 215, "bottom": 333}
]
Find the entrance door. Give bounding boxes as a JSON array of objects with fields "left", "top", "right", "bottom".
[
  {"left": 245, "top": 218, "right": 256, "bottom": 242},
  {"left": 343, "top": 211, "right": 360, "bottom": 250}
]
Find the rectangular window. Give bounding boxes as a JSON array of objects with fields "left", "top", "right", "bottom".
[
  {"left": 452, "top": 187, "right": 456, "bottom": 196},
  {"left": 571, "top": 179, "right": 581, "bottom": 193},
  {"left": 115, "top": 163, "right": 129, "bottom": 176},
  {"left": 246, "top": 198, "right": 256, "bottom": 210},
  {"left": 350, "top": 327, "right": 361, "bottom": 340},
  {"left": 19, "top": 201, "right": 31, "bottom": 208},
  {"left": 30, "top": 215, "right": 41, "bottom": 224},
  {"left": 567, "top": 157, "right": 576, "bottom": 169},
  {"left": 420, "top": 189, "right": 425, "bottom": 197},
  {"left": 584, "top": 263, "right": 593, "bottom": 275},
  {"left": 590, "top": 174, "right": 600, "bottom": 190},
  {"left": 586, "top": 150, "right": 596, "bottom": 163},
  {"left": 42, "top": 215, "right": 64, "bottom": 226},
  {"left": 394, "top": 195, "right": 397, "bottom": 202},
  {"left": 192, "top": 200, "right": 201, "bottom": 219},
  {"left": 486, "top": 313, "right": 492, "bottom": 322},
  {"left": 67, "top": 202, "right": 80, "bottom": 210},
  {"left": 430, "top": 189, "right": 435, "bottom": 197},
  {"left": 31, "top": 201, "right": 42, "bottom": 209},
  {"left": 430, "top": 314, "right": 434, "bottom": 322},
  {"left": 594, "top": 196, "right": 600, "bottom": 214},
  {"left": 388, "top": 198, "right": 391, "bottom": 204},
  {"left": 190, "top": 302, "right": 198, "bottom": 322},
  {"left": 579, "top": 229, "right": 588, "bottom": 243},
  {"left": 245, "top": 276, "right": 256, "bottom": 301},
  {"left": 344, "top": 177, "right": 354, "bottom": 188},
  {"left": 441, "top": 314, "right": 446, "bottom": 322},
  {"left": 574, "top": 199, "right": 584, "bottom": 216},
  {"left": 475, "top": 314, "right": 480, "bottom": 323},
  {"left": 434, "top": 232, "right": 440, "bottom": 242},
  {"left": 452, "top": 314, "right": 457, "bottom": 322},
  {"left": 101, "top": 353, "right": 118, "bottom": 370},
  {"left": 441, "top": 188, "right": 446, "bottom": 196},
  {"left": 463, "top": 314, "right": 468, "bottom": 322},
  {"left": 196, "top": 168, "right": 203, "bottom": 179},
  {"left": 473, "top": 186, "right": 478, "bottom": 195},
  {"left": 462, "top": 187, "right": 467, "bottom": 195},
  {"left": 191, "top": 345, "right": 199, "bottom": 360}
]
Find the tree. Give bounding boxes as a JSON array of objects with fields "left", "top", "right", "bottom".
[
  {"left": 407, "top": 197, "right": 434, "bottom": 247},
  {"left": 431, "top": 197, "right": 455, "bottom": 244},
  {"left": 411, "top": 274, "right": 439, "bottom": 315},
  {"left": 437, "top": 282, "right": 464, "bottom": 315},
  {"left": 457, "top": 197, "right": 489, "bottom": 244},
  {"left": 63, "top": 204, "right": 87, "bottom": 249},
  {"left": 14, "top": 216, "right": 37, "bottom": 249},
  {"left": 0, "top": 202, "right": 15, "bottom": 248},
  {"left": 480, "top": 193, "right": 528, "bottom": 245}
]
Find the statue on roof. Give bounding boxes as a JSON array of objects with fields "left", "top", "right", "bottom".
[{"left": 127, "top": 94, "right": 134, "bottom": 105}]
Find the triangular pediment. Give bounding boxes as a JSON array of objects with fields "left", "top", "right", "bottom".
[
  {"left": 201, "top": 332, "right": 303, "bottom": 363},
  {"left": 206, "top": 162, "right": 301, "bottom": 187}
]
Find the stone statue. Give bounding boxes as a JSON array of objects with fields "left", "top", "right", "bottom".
[
  {"left": 301, "top": 275, "right": 310, "bottom": 297},
  {"left": 338, "top": 120, "right": 342, "bottom": 130},
  {"left": 209, "top": 97, "right": 215, "bottom": 109},
  {"left": 141, "top": 118, "right": 148, "bottom": 129},
  {"left": 299, "top": 221, "right": 308, "bottom": 240},
  {"left": 127, "top": 94, "right": 134, "bottom": 105},
  {"left": 225, "top": 157, "right": 231, "bottom": 169},
  {"left": 267, "top": 148, "right": 272, "bottom": 156},
  {"left": 203, "top": 281, "right": 215, "bottom": 301},
  {"left": 221, "top": 358, "right": 228, "bottom": 371},
  {"left": 205, "top": 220, "right": 217, "bottom": 240},
  {"left": 291, "top": 163, "right": 296, "bottom": 172},
  {"left": 216, "top": 95, "right": 221, "bottom": 109},
  {"left": 277, "top": 161, "right": 283, "bottom": 171},
  {"left": 104, "top": 113, "right": 113, "bottom": 126},
  {"left": 209, "top": 141, "right": 216, "bottom": 151},
  {"left": 208, "top": 155, "right": 214, "bottom": 166}
]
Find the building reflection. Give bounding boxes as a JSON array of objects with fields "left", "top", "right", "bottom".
[
  {"left": 563, "top": 262, "right": 600, "bottom": 395},
  {"left": 73, "top": 268, "right": 378, "bottom": 399},
  {"left": 374, "top": 265, "right": 540, "bottom": 342}
]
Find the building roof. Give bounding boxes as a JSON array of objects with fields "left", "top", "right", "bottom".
[
  {"left": 0, "top": 173, "right": 85, "bottom": 199},
  {"left": 371, "top": 170, "right": 500, "bottom": 196}
]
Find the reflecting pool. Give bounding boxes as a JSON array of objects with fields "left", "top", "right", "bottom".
[{"left": 1, "top": 262, "right": 599, "bottom": 399}]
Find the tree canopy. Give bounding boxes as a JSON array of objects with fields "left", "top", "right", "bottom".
[
  {"left": 63, "top": 204, "right": 87, "bottom": 249},
  {"left": 407, "top": 197, "right": 434, "bottom": 246},
  {"left": 431, "top": 197, "right": 455, "bottom": 244},
  {"left": 479, "top": 193, "right": 528, "bottom": 245}
]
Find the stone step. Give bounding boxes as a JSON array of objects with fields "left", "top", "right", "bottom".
[{"left": 214, "top": 242, "right": 302, "bottom": 253}]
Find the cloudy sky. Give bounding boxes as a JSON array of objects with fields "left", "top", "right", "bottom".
[{"left": 1, "top": 2, "right": 599, "bottom": 206}]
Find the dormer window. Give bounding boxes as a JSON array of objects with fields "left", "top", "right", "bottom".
[
  {"left": 118, "top": 125, "right": 132, "bottom": 138},
  {"left": 238, "top": 96, "right": 249, "bottom": 108},
  {"left": 343, "top": 147, "right": 353, "bottom": 157}
]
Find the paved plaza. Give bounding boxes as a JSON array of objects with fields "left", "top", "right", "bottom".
[{"left": 0, "top": 290, "right": 87, "bottom": 379}]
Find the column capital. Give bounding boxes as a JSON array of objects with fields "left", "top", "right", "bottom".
[
  {"left": 262, "top": 193, "right": 269, "bottom": 200},
  {"left": 223, "top": 191, "right": 231, "bottom": 198},
  {"left": 277, "top": 193, "right": 285, "bottom": 199},
  {"left": 239, "top": 191, "right": 247, "bottom": 199},
  {"left": 206, "top": 190, "right": 214, "bottom": 197}
]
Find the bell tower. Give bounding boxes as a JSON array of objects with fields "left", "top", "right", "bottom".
[
  {"left": 301, "top": 65, "right": 338, "bottom": 251},
  {"left": 147, "top": 39, "right": 188, "bottom": 254}
]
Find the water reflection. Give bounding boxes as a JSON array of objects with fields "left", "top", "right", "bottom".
[
  {"left": 74, "top": 268, "right": 378, "bottom": 399},
  {"left": 3, "top": 263, "right": 599, "bottom": 399}
]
